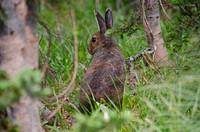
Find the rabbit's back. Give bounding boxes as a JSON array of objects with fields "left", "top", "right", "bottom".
[{"left": 80, "top": 47, "right": 125, "bottom": 109}]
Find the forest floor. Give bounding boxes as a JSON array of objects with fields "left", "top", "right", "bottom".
[{"left": 38, "top": 1, "right": 200, "bottom": 131}]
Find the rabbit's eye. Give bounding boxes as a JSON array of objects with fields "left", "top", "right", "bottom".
[{"left": 92, "top": 37, "right": 96, "bottom": 42}]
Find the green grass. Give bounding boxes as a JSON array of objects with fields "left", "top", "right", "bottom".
[{"left": 38, "top": 1, "right": 200, "bottom": 131}]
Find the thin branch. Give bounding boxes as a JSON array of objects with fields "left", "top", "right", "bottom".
[
  {"left": 46, "top": 96, "right": 66, "bottom": 120},
  {"left": 141, "top": 0, "right": 155, "bottom": 49},
  {"left": 39, "top": 103, "right": 52, "bottom": 122},
  {"left": 159, "top": 0, "right": 171, "bottom": 21},
  {"left": 144, "top": 52, "right": 163, "bottom": 76},
  {"left": 141, "top": 0, "right": 150, "bottom": 32},
  {"left": 127, "top": 48, "right": 155, "bottom": 91},
  {"left": 56, "top": 8, "right": 78, "bottom": 99},
  {"left": 178, "top": 5, "right": 193, "bottom": 17},
  {"left": 55, "top": 12, "right": 66, "bottom": 53},
  {"left": 55, "top": 12, "right": 63, "bottom": 43},
  {"left": 39, "top": 49, "right": 59, "bottom": 85},
  {"left": 128, "top": 62, "right": 137, "bottom": 92},
  {"left": 127, "top": 48, "right": 155, "bottom": 68},
  {"left": 38, "top": 20, "right": 53, "bottom": 80}
]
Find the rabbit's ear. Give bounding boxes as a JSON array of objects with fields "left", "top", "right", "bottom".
[
  {"left": 95, "top": 11, "right": 106, "bottom": 33},
  {"left": 105, "top": 8, "right": 113, "bottom": 29}
]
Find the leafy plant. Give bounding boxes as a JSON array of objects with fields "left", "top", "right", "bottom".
[{"left": 0, "top": 68, "right": 50, "bottom": 111}]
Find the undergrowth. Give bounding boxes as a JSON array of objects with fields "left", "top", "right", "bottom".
[{"left": 38, "top": 1, "right": 200, "bottom": 131}]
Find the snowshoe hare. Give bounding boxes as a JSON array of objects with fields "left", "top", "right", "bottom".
[{"left": 80, "top": 8, "right": 125, "bottom": 112}]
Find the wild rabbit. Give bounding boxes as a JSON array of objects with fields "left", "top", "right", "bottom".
[{"left": 80, "top": 8, "right": 125, "bottom": 112}]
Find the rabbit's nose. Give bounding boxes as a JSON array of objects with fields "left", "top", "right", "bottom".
[
  {"left": 87, "top": 45, "right": 91, "bottom": 52},
  {"left": 87, "top": 45, "right": 93, "bottom": 55}
]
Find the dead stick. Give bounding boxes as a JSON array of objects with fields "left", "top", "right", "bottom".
[
  {"left": 141, "top": 0, "right": 152, "bottom": 33},
  {"left": 55, "top": 12, "right": 63, "bottom": 43},
  {"left": 55, "top": 12, "right": 66, "bottom": 53},
  {"left": 127, "top": 47, "right": 155, "bottom": 67},
  {"left": 56, "top": 8, "right": 78, "bottom": 99},
  {"left": 144, "top": 52, "right": 163, "bottom": 76},
  {"left": 159, "top": 0, "right": 170, "bottom": 21},
  {"left": 39, "top": 49, "right": 59, "bottom": 85},
  {"left": 46, "top": 96, "right": 66, "bottom": 120}
]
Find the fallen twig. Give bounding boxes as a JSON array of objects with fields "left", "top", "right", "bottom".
[
  {"left": 142, "top": 53, "right": 162, "bottom": 77},
  {"left": 144, "top": 52, "right": 163, "bottom": 76},
  {"left": 46, "top": 96, "right": 66, "bottom": 120},
  {"left": 127, "top": 62, "right": 137, "bottom": 92},
  {"left": 127, "top": 47, "right": 155, "bottom": 92},
  {"left": 127, "top": 47, "right": 155, "bottom": 68}
]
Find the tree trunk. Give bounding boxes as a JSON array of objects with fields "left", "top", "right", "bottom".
[
  {"left": 0, "top": 0, "right": 43, "bottom": 131},
  {"left": 142, "top": 0, "right": 168, "bottom": 66}
]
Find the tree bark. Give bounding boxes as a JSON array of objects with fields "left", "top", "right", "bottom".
[
  {"left": 0, "top": 0, "right": 43, "bottom": 131},
  {"left": 142, "top": 0, "right": 168, "bottom": 66}
]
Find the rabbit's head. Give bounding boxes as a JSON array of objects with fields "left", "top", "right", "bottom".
[{"left": 88, "top": 8, "right": 116, "bottom": 55}]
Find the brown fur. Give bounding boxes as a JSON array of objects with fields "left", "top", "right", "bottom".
[{"left": 79, "top": 9, "right": 125, "bottom": 112}]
